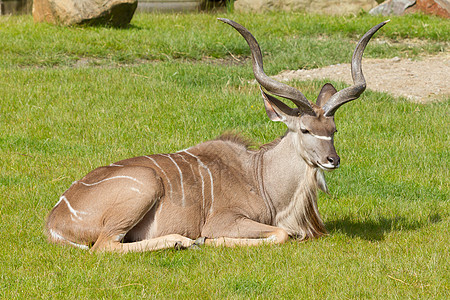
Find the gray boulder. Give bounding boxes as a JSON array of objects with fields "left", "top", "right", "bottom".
[
  {"left": 33, "top": 0, "right": 137, "bottom": 26},
  {"left": 234, "top": 0, "right": 379, "bottom": 15},
  {"left": 369, "top": 0, "right": 416, "bottom": 15},
  {"left": 370, "top": 0, "right": 449, "bottom": 17}
]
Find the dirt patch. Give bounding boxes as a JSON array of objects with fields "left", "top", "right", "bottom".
[{"left": 274, "top": 52, "right": 450, "bottom": 103}]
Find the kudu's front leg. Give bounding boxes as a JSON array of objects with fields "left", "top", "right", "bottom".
[
  {"left": 92, "top": 233, "right": 196, "bottom": 253},
  {"left": 203, "top": 217, "right": 289, "bottom": 247}
]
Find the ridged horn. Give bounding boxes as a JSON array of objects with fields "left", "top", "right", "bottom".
[
  {"left": 219, "top": 18, "right": 316, "bottom": 116},
  {"left": 322, "top": 20, "right": 389, "bottom": 116}
]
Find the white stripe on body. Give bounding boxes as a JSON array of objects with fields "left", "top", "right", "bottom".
[
  {"left": 57, "top": 195, "right": 88, "bottom": 221},
  {"left": 160, "top": 154, "right": 186, "bottom": 207},
  {"left": 130, "top": 187, "right": 143, "bottom": 195},
  {"left": 178, "top": 152, "right": 206, "bottom": 215},
  {"left": 49, "top": 229, "right": 89, "bottom": 250},
  {"left": 145, "top": 156, "right": 172, "bottom": 213},
  {"left": 183, "top": 150, "right": 214, "bottom": 214},
  {"left": 53, "top": 196, "right": 64, "bottom": 208},
  {"left": 176, "top": 153, "right": 196, "bottom": 178},
  {"left": 80, "top": 176, "right": 143, "bottom": 186},
  {"left": 109, "top": 163, "right": 124, "bottom": 167}
]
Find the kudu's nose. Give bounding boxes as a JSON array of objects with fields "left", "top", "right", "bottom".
[{"left": 327, "top": 155, "right": 340, "bottom": 167}]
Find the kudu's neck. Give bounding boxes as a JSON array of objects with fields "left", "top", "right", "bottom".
[
  {"left": 260, "top": 132, "right": 310, "bottom": 207},
  {"left": 257, "top": 131, "right": 326, "bottom": 238}
]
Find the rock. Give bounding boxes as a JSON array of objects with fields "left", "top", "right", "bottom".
[
  {"left": 33, "top": 0, "right": 137, "bottom": 26},
  {"left": 369, "top": 0, "right": 416, "bottom": 16},
  {"left": 234, "top": 0, "right": 379, "bottom": 15},
  {"left": 370, "top": 0, "right": 450, "bottom": 17},
  {"left": 137, "top": 0, "right": 204, "bottom": 13},
  {"left": 405, "top": 0, "right": 450, "bottom": 18},
  {"left": 1, "top": 0, "right": 33, "bottom": 15},
  {"left": 234, "top": 0, "right": 276, "bottom": 13}
]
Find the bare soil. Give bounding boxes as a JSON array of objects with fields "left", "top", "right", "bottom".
[{"left": 273, "top": 51, "right": 450, "bottom": 103}]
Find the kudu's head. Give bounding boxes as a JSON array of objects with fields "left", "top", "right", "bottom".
[{"left": 219, "top": 18, "right": 388, "bottom": 171}]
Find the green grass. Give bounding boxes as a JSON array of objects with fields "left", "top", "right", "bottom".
[
  {"left": 1, "top": 12, "right": 449, "bottom": 299},
  {"left": 0, "top": 12, "right": 448, "bottom": 69}
]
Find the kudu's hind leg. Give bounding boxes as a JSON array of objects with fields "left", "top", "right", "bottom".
[
  {"left": 90, "top": 196, "right": 196, "bottom": 253},
  {"left": 203, "top": 218, "right": 289, "bottom": 247},
  {"left": 88, "top": 167, "right": 196, "bottom": 253},
  {"left": 87, "top": 167, "right": 178, "bottom": 253}
]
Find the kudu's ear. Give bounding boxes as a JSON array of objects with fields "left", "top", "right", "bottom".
[
  {"left": 316, "top": 83, "right": 338, "bottom": 107},
  {"left": 260, "top": 87, "right": 298, "bottom": 123}
]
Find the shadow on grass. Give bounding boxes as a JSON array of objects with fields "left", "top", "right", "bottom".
[
  {"left": 76, "top": 21, "right": 143, "bottom": 30},
  {"left": 325, "top": 213, "right": 441, "bottom": 241}
]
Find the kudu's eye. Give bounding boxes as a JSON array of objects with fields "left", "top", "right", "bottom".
[{"left": 301, "top": 128, "right": 309, "bottom": 134}]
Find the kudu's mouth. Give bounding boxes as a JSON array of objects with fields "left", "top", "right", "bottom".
[{"left": 316, "top": 161, "right": 340, "bottom": 171}]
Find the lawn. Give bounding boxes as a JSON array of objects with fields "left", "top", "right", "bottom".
[{"left": 0, "top": 12, "right": 448, "bottom": 299}]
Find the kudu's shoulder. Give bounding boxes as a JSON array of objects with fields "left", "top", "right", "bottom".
[{"left": 185, "top": 136, "right": 255, "bottom": 169}]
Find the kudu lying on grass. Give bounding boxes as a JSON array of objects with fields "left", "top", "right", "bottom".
[{"left": 46, "top": 19, "right": 388, "bottom": 252}]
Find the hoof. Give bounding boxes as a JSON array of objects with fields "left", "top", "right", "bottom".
[
  {"left": 194, "top": 237, "right": 206, "bottom": 246},
  {"left": 189, "top": 243, "right": 201, "bottom": 250},
  {"left": 188, "top": 237, "right": 207, "bottom": 250},
  {"left": 174, "top": 241, "right": 186, "bottom": 250}
]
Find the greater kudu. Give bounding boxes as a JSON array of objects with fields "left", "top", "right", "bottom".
[{"left": 46, "top": 19, "right": 388, "bottom": 252}]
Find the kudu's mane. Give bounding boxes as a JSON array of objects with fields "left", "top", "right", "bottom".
[{"left": 216, "top": 131, "right": 284, "bottom": 152}]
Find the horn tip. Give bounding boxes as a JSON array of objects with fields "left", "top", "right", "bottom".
[{"left": 217, "top": 18, "right": 231, "bottom": 24}]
